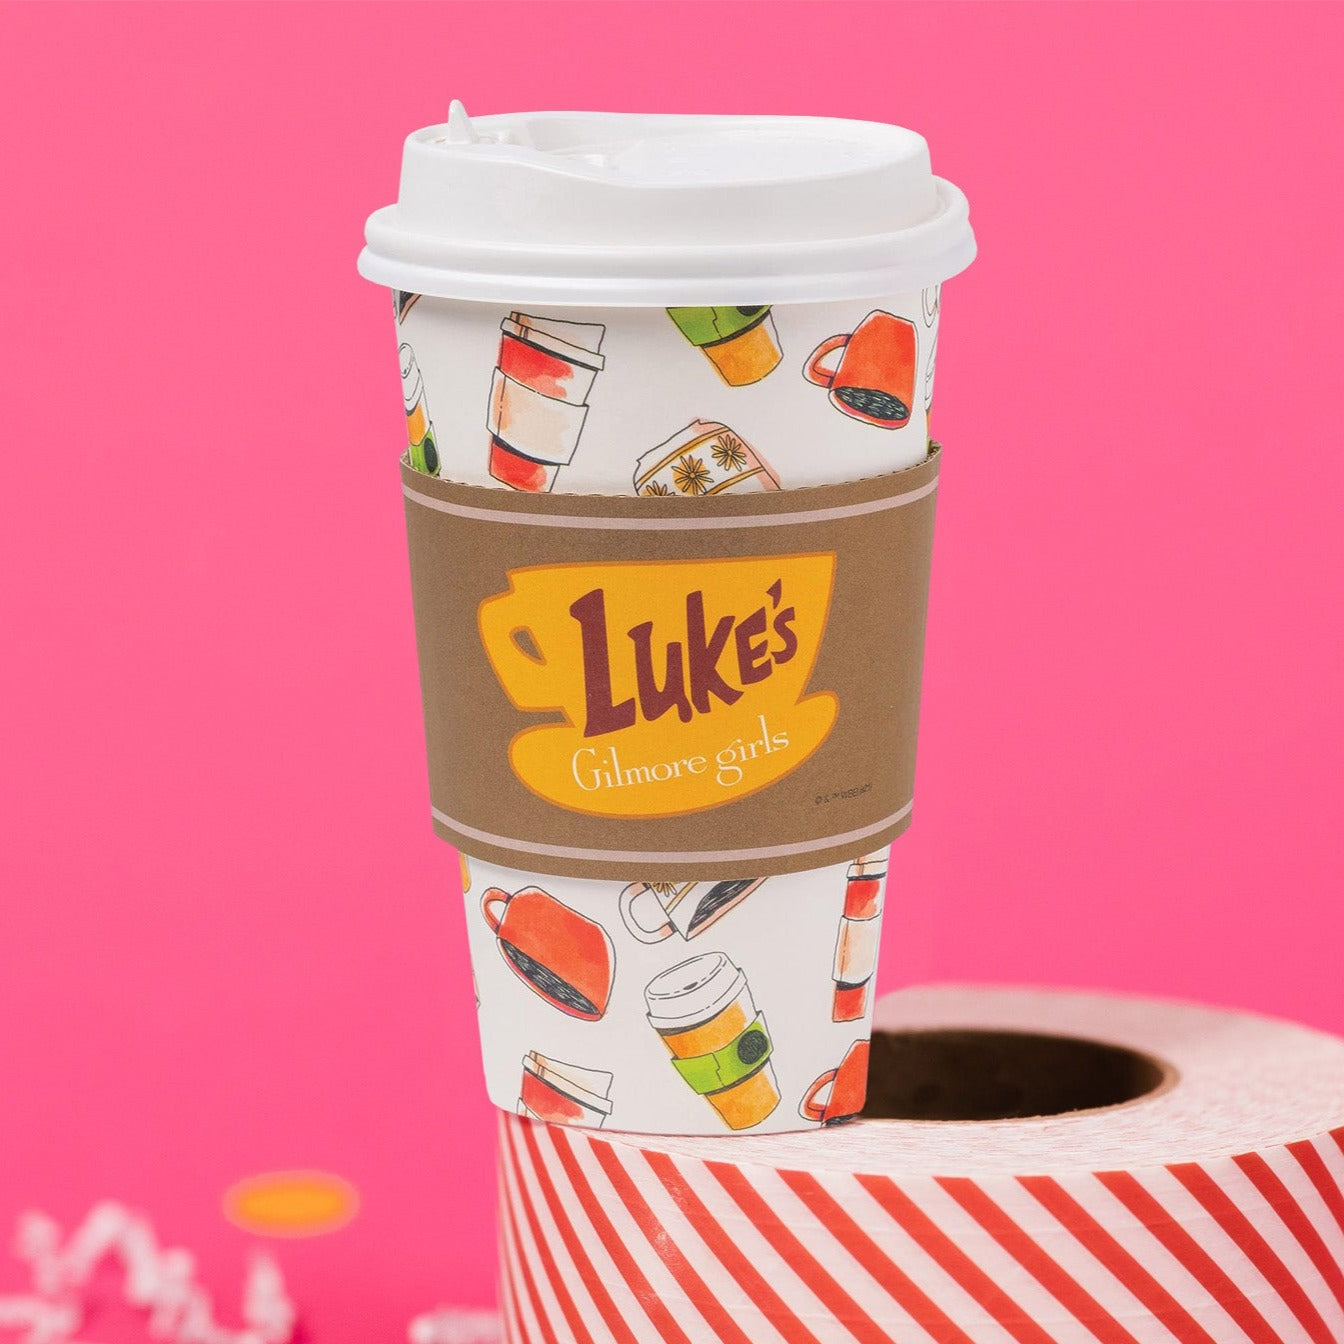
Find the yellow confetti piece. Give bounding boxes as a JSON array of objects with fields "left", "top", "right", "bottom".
[{"left": 223, "top": 1170, "right": 359, "bottom": 1237}]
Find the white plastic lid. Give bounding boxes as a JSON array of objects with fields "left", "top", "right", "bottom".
[{"left": 358, "top": 103, "right": 975, "bottom": 305}]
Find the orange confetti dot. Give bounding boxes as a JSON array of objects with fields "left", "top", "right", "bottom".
[{"left": 223, "top": 1170, "right": 359, "bottom": 1237}]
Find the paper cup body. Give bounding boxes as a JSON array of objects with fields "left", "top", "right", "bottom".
[
  {"left": 469, "top": 855, "right": 889, "bottom": 1135},
  {"left": 365, "top": 110, "right": 973, "bottom": 1134},
  {"left": 387, "top": 295, "right": 939, "bottom": 494},
  {"left": 391, "top": 293, "right": 932, "bottom": 1133}
]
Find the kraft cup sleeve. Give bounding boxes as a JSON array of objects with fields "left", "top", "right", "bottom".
[
  {"left": 499, "top": 985, "right": 1344, "bottom": 1343},
  {"left": 619, "top": 884, "right": 674, "bottom": 943},
  {"left": 487, "top": 370, "right": 589, "bottom": 466},
  {"left": 804, "top": 334, "right": 848, "bottom": 386},
  {"left": 799, "top": 1068, "right": 837, "bottom": 1122},
  {"left": 401, "top": 449, "right": 940, "bottom": 882}
]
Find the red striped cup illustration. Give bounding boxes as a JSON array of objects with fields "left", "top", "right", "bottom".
[
  {"left": 487, "top": 312, "right": 606, "bottom": 493},
  {"left": 518, "top": 1052, "right": 614, "bottom": 1128},
  {"left": 831, "top": 851, "right": 886, "bottom": 1022}
]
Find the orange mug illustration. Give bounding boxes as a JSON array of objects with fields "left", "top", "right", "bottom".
[
  {"left": 800, "top": 1039, "right": 870, "bottom": 1125},
  {"left": 832, "top": 851, "right": 887, "bottom": 1022},
  {"left": 482, "top": 886, "right": 614, "bottom": 1021},
  {"left": 519, "top": 1052, "right": 614, "bottom": 1128},
  {"left": 620, "top": 879, "right": 765, "bottom": 943},
  {"left": 645, "top": 952, "right": 779, "bottom": 1130},
  {"left": 804, "top": 311, "right": 917, "bottom": 429}
]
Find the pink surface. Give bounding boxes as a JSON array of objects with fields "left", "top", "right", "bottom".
[{"left": 1, "top": 2, "right": 1341, "bottom": 1338}]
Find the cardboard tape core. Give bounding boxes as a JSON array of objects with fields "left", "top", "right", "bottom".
[
  {"left": 863, "top": 1028, "right": 1176, "bottom": 1122},
  {"left": 402, "top": 448, "right": 939, "bottom": 880}
]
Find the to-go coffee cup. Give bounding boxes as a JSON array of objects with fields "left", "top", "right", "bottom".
[{"left": 361, "top": 104, "right": 973, "bottom": 1135}]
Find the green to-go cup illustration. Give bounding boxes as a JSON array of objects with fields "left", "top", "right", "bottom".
[
  {"left": 400, "top": 342, "right": 440, "bottom": 476},
  {"left": 666, "top": 305, "right": 783, "bottom": 386}
]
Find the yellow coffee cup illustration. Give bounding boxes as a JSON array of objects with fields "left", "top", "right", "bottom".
[
  {"left": 477, "top": 555, "right": 838, "bottom": 818},
  {"left": 400, "top": 342, "right": 439, "bottom": 476},
  {"left": 646, "top": 951, "right": 779, "bottom": 1130},
  {"left": 666, "top": 306, "right": 783, "bottom": 387}
]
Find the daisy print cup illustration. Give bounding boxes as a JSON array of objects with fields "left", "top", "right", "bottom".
[{"left": 633, "top": 421, "right": 780, "bottom": 497}]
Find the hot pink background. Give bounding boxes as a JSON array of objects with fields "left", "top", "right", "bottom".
[{"left": 2, "top": 2, "right": 1341, "bottom": 1338}]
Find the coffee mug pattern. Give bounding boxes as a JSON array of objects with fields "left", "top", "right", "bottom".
[
  {"left": 799, "top": 1038, "right": 869, "bottom": 1125},
  {"left": 632, "top": 420, "right": 780, "bottom": 497},
  {"left": 832, "top": 852, "right": 887, "bottom": 1022},
  {"left": 619, "top": 879, "right": 766, "bottom": 944},
  {"left": 482, "top": 885, "right": 615, "bottom": 1021},
  {"left": 400, "top": 341, "right": 440, "bottom": 477},
  {"left": 666, "top": 306, "right": 783, "bottom": 387},
  {"left": 518, "top": 1051, "right": 614, "bottom": 1128},
  {"left": 486, "top": 312, "right": 606, "bottom": 493},
  {"left": 803, "top": 310, "right": 918, "bottom": 429}
]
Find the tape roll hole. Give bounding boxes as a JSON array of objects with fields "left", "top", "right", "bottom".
[{"left": 864, "top": 1029, "right": 1175, "bottom": 1122}]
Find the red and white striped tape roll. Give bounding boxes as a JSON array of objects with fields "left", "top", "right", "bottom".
[{"left": 496, "top": 985, "right": 1344, "bottom": 1344}]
